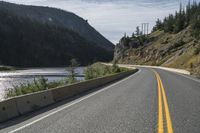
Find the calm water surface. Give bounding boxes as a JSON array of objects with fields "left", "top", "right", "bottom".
[{"left": 0, "top": 67, "right": 84, "bottom": 100}]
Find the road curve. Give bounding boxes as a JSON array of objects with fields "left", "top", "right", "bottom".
[{"left": 0, "top": 68, "right": 200, "bottom": 133}]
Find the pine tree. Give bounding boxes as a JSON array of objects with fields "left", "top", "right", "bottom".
[
  {"left": 186, "top": 0, "right": 191, "bottom": 26},
  {"left": 151, "top": 1, "right": 200, "bottom": 37},
  {"left": 163, "top": 15, "right": 174, "bottom": 32},
  {"left": 135, "top": 26, "right": 140, "bottom": 36},
  {"left": 173, "top": 4, "right": 185, "bottom": 33},
  {"left": 153, "top": 19, "right": 163, "bottom": 31}
]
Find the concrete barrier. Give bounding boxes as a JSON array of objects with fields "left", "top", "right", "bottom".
[
  {"left": 0, "top": 69, "right": 137, "bottom": 123},
  {"left": 51, "top": 70, "right": 137, "bottom": 102},
  {"left": 16, "top": 91, "right": 54, "bottom": 115},
  {"left": 0, "top": 98, "right": 19, "bottom": 122}
]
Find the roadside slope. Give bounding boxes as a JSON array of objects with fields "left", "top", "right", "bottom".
[
  {"left": 114, "top": 2, "right": 200, "bottom": 76},
  {"left": 114, "top": 26, "right": 200, "bottom": 76}
]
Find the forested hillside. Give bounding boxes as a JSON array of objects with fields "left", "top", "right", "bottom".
[
  {"left": 0, "top": 6, "right": 113, "bottom": 67},
  {"left": 0, "top": 2, "right": 113, "bottom": 67},
  {"left": 0, "top": 1, "right": 114, "bottom": 51},
  {"left": 153, "top": 1, "right": 200, "bottom": 38}
]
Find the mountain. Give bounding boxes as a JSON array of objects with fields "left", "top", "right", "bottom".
[
  {"left": 0, "top": 1, "right": 114, "bottom": 67},
  {"left": 0, "top": 1, "right": 114, "bottom": 51},
  {"left": 114, "top": 2, "right": 200, "bottom": 76}
]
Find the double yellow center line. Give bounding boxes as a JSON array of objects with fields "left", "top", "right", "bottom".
[{"left": 153, "top": 70, "right": 174, "bottom": 133}]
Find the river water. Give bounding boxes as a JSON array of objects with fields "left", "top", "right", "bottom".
[{"left": 0, "top": 67, "right": 84, "bottom": 100}]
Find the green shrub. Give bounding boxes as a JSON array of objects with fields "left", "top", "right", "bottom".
[
  {"left": 5, "top": 77, "right": 64, "bottom": 98},
  {"left": 84, "top": 63, "right": 113, "bottom": 80},
  {"left": 6, "top": 77, "right": 42, "bottom": 97},
  {"left": 84, "top": 63, "right": 129, "bottom": 80},
  {"left": 66, "top": 58, "right": 79, "bottom": 84},
  {"left": 65, "top": 76, "right": 78, "bottom": 84}
]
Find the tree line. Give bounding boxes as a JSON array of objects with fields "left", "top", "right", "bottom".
[{"left": 153, "top": 1, "right": 200, "bottom": 38}]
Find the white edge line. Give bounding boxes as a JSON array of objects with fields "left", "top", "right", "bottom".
[
  {"left": 139, "top": 66, "right": 200, "bottom": 83},
  {"left": 8, "top": 69, "right": 140, "bottom": 133},
  {"left": 175, "top": 73, "right": 200, "bottom": 83},
  {"left": 154, "top": 67, "right": 200, "bottom": 83}
]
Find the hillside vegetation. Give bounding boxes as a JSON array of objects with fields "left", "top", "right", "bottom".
[
  {"left": 114, "top": 1, "right": 200, "bottom": 76},
  {"left": 84, "top": 62, "right": 129, "bottom": 80},
  {"left": 0, "top": 1, "right": 114, "bottom": 51}
]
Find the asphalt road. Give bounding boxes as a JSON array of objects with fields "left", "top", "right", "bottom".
[{"left": 0, "top": 68, "right": 200, "bottom": 133}]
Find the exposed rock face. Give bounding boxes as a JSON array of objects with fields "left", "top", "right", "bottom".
[
  {"left": 114, "top": 40, "right": 128, "bottom": 61},
  {"left": 114, "top": 37, "right": 142, "bottom": 61}
]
